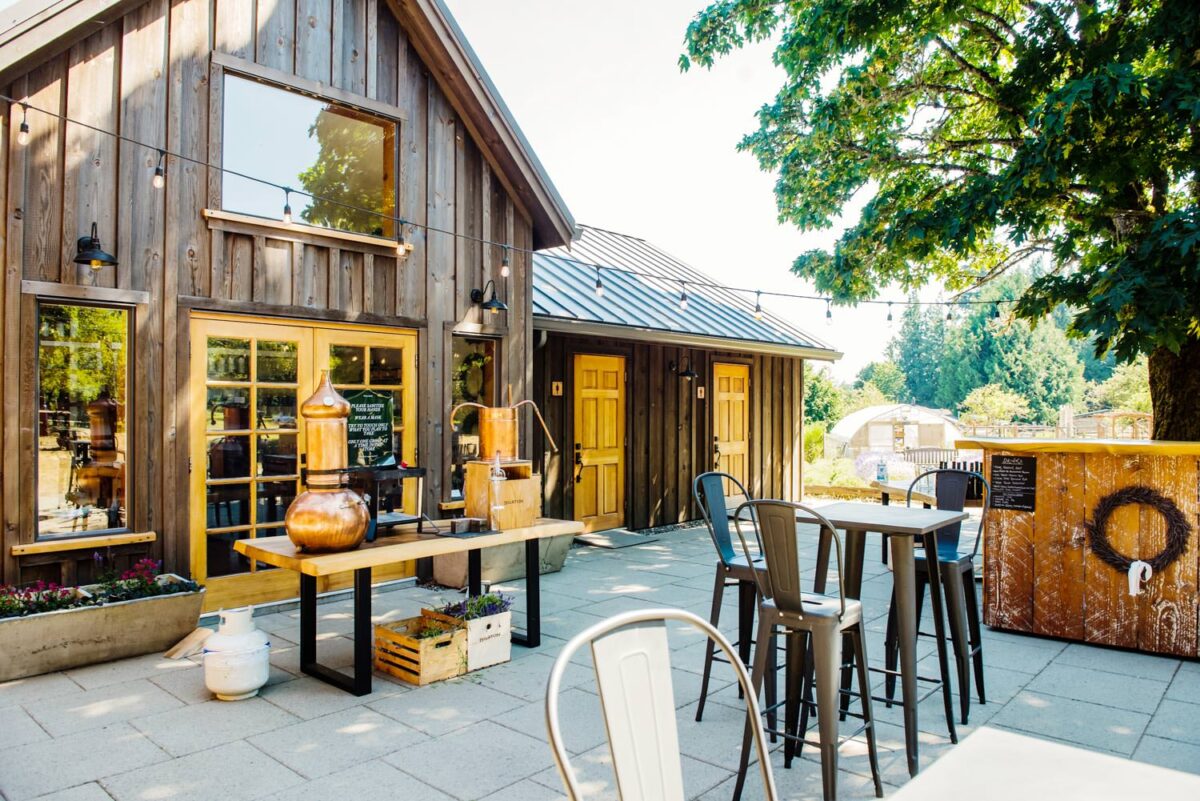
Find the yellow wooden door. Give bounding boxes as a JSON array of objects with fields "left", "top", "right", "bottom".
[
  {"left": 713, "top": 363, "right": 751, "bottom": 493},
  {"left": 191, "top": 314, "right": 419, "bottom": 610},
  {"left": 190, "top": 316, "right": 312, "bottom": 610},
  {"left": 573, "top": 354, "right": 625, "bottom": 533}
]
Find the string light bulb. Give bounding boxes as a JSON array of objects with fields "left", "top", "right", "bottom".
[
  {"left": 500, "top": 247, "right": 511, "bottom": 279},
  {"left": 886, "top": 302, "right": 894, "bottom": 325},
  {"left": 945, "top": 305, "right": 954, "bottom": 321},
  {"left": 16, "top": 103, "right": 29, "bottom": 146},
  {"left": 281, "top": 189, "right": 293, "bottom": 225},
  {"left": 825, "top": 299, "right": 832, "bottom": 325},
  {"left": 753, "top": 291, "right": 763, "bottom": 321},
  {"left": 678, "top": 282, "right": 688, "bottom": 312},
  {"left": 992, "top": 303, "right": 1001, "bottom": 320},
  {"left": 152, "top": 150, "right": 165, "bottom": 189},
  {"left": 594, "top": 266, "right": 604, "bottom": 298}
]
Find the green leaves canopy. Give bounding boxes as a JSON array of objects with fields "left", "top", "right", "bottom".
[{"left": 682, "top": 1, "right": 1200, "bottom": 363}]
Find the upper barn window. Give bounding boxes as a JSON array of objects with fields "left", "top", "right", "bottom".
[{"left": 222, "top": 74, "right": 397, "bottom": 238}]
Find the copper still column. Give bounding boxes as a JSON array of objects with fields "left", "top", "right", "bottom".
[{"left": 284, "top": 371, "right": 369, "bottom": 552}]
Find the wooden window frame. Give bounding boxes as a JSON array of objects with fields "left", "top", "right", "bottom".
[
  {"left": 210, "top": 53, "right": 403, "bottom": 243},
  {"left": 30, "top": 293, "right": 137, "bottom": 543}
]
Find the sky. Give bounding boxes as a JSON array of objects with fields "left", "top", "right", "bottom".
[{"left": 444, "top": 0, "right": 937, "bottom": 382}]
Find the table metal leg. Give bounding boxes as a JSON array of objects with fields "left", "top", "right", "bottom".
[
  {"left": 299, "top": 568, "right": 374, "bottom": 697},
  {"left": 468, "top": 548, "right": 482, "bottom": 596},
  {"left": 890, "top": 535, "right": 921, "bottom": 777},
  {"left": 838, "top": 529, "right": 866, "bottom": 719},
  {"left": 512, "top": 538, "right": 541, "bottom": 647}
]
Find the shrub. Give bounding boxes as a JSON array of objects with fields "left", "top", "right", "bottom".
[
  {"left": 437, "top": 592, "right": 513, "bottom": 620},
  {"left": 0, "top": 581, "right": 90, "bottom": 619},
  {"left": 803, "top": 423, "right": 826, "bottom": 463}
]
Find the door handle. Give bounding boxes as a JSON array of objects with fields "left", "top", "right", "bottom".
[
  {"left": 574, "top": 443, "right": 584, "bottom": 483},
  {"left": 713, "top": 436, "right": 721, "bottom": 468}
]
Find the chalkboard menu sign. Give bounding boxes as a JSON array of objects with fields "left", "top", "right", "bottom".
[
  {"left": 344, "top": 389, "right": 394, "bottom": 467},
  {"left": 990, "top": 455, "right": 1037, "bottom": 511}
]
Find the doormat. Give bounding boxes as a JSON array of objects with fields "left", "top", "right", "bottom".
[{"left": 575, "top": 529, "right": 660, "bottom": 549}]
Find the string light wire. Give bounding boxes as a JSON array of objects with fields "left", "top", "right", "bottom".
[{"left": 2, "top": 91, "right": 1019, "bottom": 315}]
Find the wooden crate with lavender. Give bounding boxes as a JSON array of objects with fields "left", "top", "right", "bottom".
[{"left": 373, "top": 615, "right": 467, "bottom": 685}]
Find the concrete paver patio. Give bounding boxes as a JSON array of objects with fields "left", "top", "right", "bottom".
[{"left": 2, "top": 523, "right": 1198, "bottom": 800}]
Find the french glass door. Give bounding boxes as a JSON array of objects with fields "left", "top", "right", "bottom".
[{"left": 190, "top": 314, "right": 417, "bottom": 610}]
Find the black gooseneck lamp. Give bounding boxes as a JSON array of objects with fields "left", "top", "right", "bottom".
[
  {"left": 470, "top": 280, "right": 508, "bottom": 316},
  {"left": 73, "top": 222, "right": 118, "bottom": 270}
]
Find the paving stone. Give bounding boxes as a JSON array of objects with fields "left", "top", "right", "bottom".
[
  {"left": 0, "top": 703, "right": 50, "bottom": 749},
  {"left": 262, "top": 758, "right": 453, "bottom": 801},
  {"left": 369, "top": 676, "right": 523, "bottom": 737},
  {"left": 1054, "top": 643, "right": 1181, "bottom": 681},
  {"left": 462, "top": 651, "right": 586, "bottom": 703},
  {"left": 1132, "top": 734, "right": 1200, "bottom": 775},
  {"left": 250, "top": 706, "right": 426, "bottom": 779},
  {"left": 131, "top": 696, "right": 300, "bottom": 755},
  {"left": 1024, "top": 662, "right": 1167, "bottom": 712},
  {"left": 1144, "top": 698, "right": 1200, "bottom": 746},
  {"left": 387, "top": 719, "right": 552, "bottom": 800},
  {"left": 500, "top": 687, "right": 605, "bottom": 755},
  {"left": 268, "top": 635, "right": 358, "bottom": 674},
  {"left": 259, "top": 674, "right": 404, "bottom": 720},
  {"left": 64, "top": 654, "right": 197, "bottom": 690},
  {"left": 101, "top": 740, "right": 300, "bottom": 801},
  {"left": 1166, "top": 662, "right": 1200, "bottom": 704},
  {"left": 529, "top": 742, "right": 732, "bottom": 801},
  {"left": 24, "top": 679, "right": 183, "bottom": 736},
  {"left": 973, "top": 636, "right": 1065, "bottom": 673},
  {"left": 990, "top": 691, "right": 1149, "bottom": 755},
  {"left": 0, "top": 673, "right": 83, "bottom": 707},
  {"left": 28, "top": 783, "right": 114, "bottom": 801},
  {"left": 478, "top": 779, "right": 567, "bottom": 801},
  {"left": 148, "top": 661, "right": 298, "bottom": 705},
  {"left": 0, "top": 723, "right": 167, "bottom": 801}
]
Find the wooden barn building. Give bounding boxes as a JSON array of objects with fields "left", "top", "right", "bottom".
[
  {"left": 0, "top": 0, "right": 574, "bottom": 609},
  {"left": 531, "top": 225, "right": 841, "bottom": 533}
]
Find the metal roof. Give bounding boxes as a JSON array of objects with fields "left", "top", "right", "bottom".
[{"left": 533, "top": 225, "right": 841, "bottom": 360}]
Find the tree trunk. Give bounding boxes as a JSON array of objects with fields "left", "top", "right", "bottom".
[{"left": 1149, "top": 340, "right": 1200, "bottom": 440}]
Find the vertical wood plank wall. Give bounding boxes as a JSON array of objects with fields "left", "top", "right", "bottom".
[
  {"left": 533, "top": 333, "right": 806, "bottom": 530},
  {"left": 0, "top": 0, "right": 536, "bottom": 583}
]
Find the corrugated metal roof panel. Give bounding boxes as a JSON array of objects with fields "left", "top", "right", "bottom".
[{"left": 533, "top": 224, "right": 839, "bottom": 356}]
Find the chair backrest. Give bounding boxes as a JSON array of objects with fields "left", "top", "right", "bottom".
[
  {"left": 546, "top": 608, "right": 778, "bottom": 801},
  {"left": 693, "top": 471, "right": 753, "bottom": 566},
  {"left": 732, "top": 499, "right": 846, "bottom": 621},
  {"left": 909, "top": 469, "right": 991, "bottom": 556}
]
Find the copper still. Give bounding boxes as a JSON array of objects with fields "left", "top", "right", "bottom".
[
  {"left": 284, "top": 371, "right": 369, "bottom": 552},
  {"left": 450, "top": 397, "right": 557, "bottom": 462}
]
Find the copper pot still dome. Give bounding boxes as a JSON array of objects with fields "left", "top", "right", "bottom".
[{"left": 284, "top": 371, "right": 368, "bottom": 552}]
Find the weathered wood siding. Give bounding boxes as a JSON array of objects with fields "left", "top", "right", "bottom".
[
  {"left": 533, "top": 333, "right": 806, "bottom": 530},
  {"left": 0, "top": 0, "right": 534, "bottom": 584},
  {"left": 983, "top": 449, "right": 1200, "bottom": 657}
]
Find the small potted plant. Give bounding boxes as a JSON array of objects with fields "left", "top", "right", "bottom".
[
  {"left": 426, "top": 593, "right": 513, "bottom": 671},
  {"left": 0, "top": 557, "right": 203, "bottom": 682}
]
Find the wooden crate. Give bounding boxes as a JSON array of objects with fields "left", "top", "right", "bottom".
[
  {"left": 464, "top": 460, "right": 542, "bottom": 529},
  {"left": 424, "top": 609, "right": 512, "bottom": 671},
  {"left": 373, "top": 615, "right": 467, "bottom": 685}
]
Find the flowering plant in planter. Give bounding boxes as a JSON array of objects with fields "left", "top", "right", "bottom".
[
  {"left": 0, "top": 581, "right": 91, "bottom": 619},
  {"left": 90, "top": 557, "right": 199, "bottom": 603},
  {"left": 436, "top": 592, "right": 514, "bottom": 621}
]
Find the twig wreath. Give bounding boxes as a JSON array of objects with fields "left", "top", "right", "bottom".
[{"left": 1085, "top": 485, "right": 1191, "bottom": 573}]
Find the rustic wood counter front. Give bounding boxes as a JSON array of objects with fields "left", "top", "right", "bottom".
[
  {"left": 957, "top": 438, "right": 1200, "bottom": 658},
  {"left": 236, "top": 518, "right": 584, "bottom": 695}
]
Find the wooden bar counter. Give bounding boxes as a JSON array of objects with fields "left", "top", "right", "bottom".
[{"left": 957, "top": 438, "right": 1200, "bottom": 657}]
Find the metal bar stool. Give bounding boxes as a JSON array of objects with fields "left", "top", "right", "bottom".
[
  {"left": 731, "top": 500, "right": 883, "bottom": 801},
  {"left": 692, "top": 472, "right": 777, "bottom": 731},
  {"left": 884, "top": 469, "right": 990, "bottom": 723}
]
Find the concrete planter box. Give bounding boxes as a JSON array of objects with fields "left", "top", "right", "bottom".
[
  {"left": 432, "top": 532, "right": 574, "bottom": 588},
  {"left": 0, "top": 575, "right": 204, "bottom": 682}
]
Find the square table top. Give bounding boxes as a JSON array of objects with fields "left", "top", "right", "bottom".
[
  {"left": 797, "top": 501, "right": 967, "bottom": 536},
  {"left": 889, "top": 726, "right": 1200, "bottom": 800},
  {"left": 234, "top": 518, "right": 583, "bottom": 577}
]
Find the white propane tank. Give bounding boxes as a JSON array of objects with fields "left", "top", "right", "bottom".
[{"left": 203, "top": 607, "right": 270, "bottom": 701}]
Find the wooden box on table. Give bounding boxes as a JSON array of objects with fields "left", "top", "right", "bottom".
[{"left": 464, "top": 460, "right": 542, "bottom": 530}]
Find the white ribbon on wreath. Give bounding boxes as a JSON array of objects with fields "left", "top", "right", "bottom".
[{"left": 1127, "top": 560, "right": 1153, "bottom": 597}]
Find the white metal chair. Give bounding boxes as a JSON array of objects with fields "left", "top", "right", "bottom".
[{"left": 545, "top": 608, "right": 779, "bottom": 801}]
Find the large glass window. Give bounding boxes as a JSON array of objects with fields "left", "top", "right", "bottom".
[
  {"left": 36, "top": 303, "right": 129, "bottom": 538},
  {"left": 222, "top": 74, "right": 397, "bottom": 237},
  {"left": 450, "top": 337, "right": 498, "bottom": 498}
]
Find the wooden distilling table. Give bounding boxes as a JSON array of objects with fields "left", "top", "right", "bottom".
[{"left": 236, "top": 518, "right": 583, "bottom": 695}]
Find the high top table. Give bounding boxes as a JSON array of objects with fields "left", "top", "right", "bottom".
[
  {"left": 235, "top": 518, "right": 583, "bottom": 696},
  {"left": 797, "top": 501, "right": 968, "bottom": 776}
]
